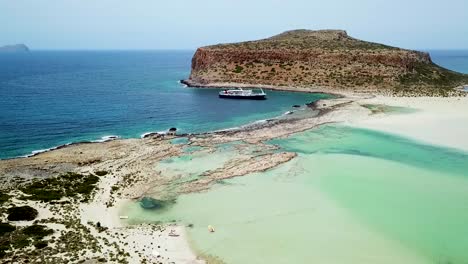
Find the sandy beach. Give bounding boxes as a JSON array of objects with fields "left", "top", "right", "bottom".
[
  {"left": 1, "top": 89, "right": 467, "bottom": 263},
  {"left": 350, "top": 96, "right": 468, "bottom": 151}
]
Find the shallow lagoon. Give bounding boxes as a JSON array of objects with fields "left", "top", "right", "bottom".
[{"left": 125, "top": 125, "right": 468, "bottom": 263}]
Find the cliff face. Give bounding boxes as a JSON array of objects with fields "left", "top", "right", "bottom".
[{"left": 186, "top": 30, "right": 468, "bottom": 96}]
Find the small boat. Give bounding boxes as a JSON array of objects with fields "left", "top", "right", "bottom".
[
  {"left": 219, "top": 88, "right": 266, "bottom": 100},
  {"left": 168, "top": 229, "right": 179, "bottom": 237},
  {"left": 208, "top": 225, "right": 215, "bottom": 233}
]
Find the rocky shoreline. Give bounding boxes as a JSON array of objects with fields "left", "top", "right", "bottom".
[
  {"left": 2, "top": 89, "right": 467, "bottom": 263},
  {"left": 0, "top": 91, "right": 366, "bottom": 263}
]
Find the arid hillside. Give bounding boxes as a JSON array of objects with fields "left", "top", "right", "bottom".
[{"left": 185, "top": 30, "right": 468, "bottom": 96}]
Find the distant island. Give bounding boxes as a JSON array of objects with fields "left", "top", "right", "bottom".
[
  {"left": 183, "top": 29, "right": 468, "bottom": 96},
  {"left": 0, "top": 44, "right": 29, "bottom": 52}
]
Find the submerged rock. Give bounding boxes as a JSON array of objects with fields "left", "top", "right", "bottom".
[{"left": 139, "top": 197, "right": 173, "bottom": 210}]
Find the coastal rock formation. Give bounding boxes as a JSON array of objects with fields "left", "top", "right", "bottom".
[
  {"left": 185, "top": 30, "right": 468, "bottom": 96},
  {"left": 0, "top": 44, "right": 29, "bottom": 52}
]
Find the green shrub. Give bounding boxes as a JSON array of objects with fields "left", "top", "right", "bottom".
[
  {"left": 11, "top": 236, "right": 30, "bottom": 249},
  {"left": 95, "top": 171, "right": 108, "bottom": 176},
  {"left": 7, "top": 206, "right": 38, "bottom": 221},
  {"left": 33, "top": 240, "right": 48, "bottom": 249},
  {"left": 233, "top": 65, "right": 244, "bottom": 73},
  {"left": 22, "top": 225, "right": 53, "bottom": 239},
  {"left": 0, "top": 223, "right": 16, "bottom": 236},
  {"left": 21, "top": 172, "right": 100, "bottom": 202},
  {"left": 0, "top": 193, "right": 10, "bottom": 204}
]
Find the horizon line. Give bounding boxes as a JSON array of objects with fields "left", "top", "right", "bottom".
[{"left": 5, "top": 48, "right": 468, "bottom": 52}]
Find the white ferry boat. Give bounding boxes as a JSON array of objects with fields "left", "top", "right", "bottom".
[{"left": 219, "top": 88, "right": 266, "bottom": 100}]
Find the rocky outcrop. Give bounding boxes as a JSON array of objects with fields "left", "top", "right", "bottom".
[
  {"left": 0, "top": 44, "right": 29, "bottom": 52},
  {"left": 186, "top": 30, "right": 468, "bottom": 96}
]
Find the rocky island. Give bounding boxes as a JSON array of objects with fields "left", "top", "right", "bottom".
[
  {"left": 0, "top": 44, "right": 30, "bottom": 52},
  {"left": 183, "top": 29, "right": 468, "bottom": 96}
]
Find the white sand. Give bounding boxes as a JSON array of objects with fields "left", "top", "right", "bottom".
[
  {"left": 78, "top": 169, "right": 205, "bottom": 264},
  {"left": 4, "top": 91, "right": 467, "bottom": 263},
  {"left": 350, "top": 96, "right": 468, "bottom": 151}
]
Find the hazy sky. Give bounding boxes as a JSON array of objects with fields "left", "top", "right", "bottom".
[{"left": 1, "top": 0, "right": 467, "bottom": 50}]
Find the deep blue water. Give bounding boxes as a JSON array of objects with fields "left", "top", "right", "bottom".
[
  {"left": 0, "top": 51, "right": 331, "bottom": 159},
  {"left": 429, "top": 50, "right": 468, "bottom": 74},
  {"left": 0, "top": 50, "right": 466, "bottom": 159}
]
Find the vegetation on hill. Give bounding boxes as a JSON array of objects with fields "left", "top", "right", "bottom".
[
  {"left": 209, "top": 29, "right": 399, "bottom": 51},
  {"left": 189, "top": 29, "right": 468, "bottom": 96}
]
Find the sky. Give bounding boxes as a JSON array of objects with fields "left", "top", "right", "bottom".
[{"left": 1, "top": 0, "right": 467, "bottom": 50}]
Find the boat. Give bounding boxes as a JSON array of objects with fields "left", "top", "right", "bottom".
[
  {"left": 168, "top": 229, "right": 179, "bottom": 237},
  {"left": 208, "top": 225, "right": 215, "bottom": 232},
  {"left": 219, "top": 88, "right": 266, "bottom": 100}
]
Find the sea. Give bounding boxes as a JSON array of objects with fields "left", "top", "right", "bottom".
[
  {"left": 2, "top": 50, "right": 468, "bottom": 263},
  {"left": 0, "top": 50, "right": 331, "bottom": 159},
  {"left": 1, "top": 50, "right": 467, "bottom": 159}
]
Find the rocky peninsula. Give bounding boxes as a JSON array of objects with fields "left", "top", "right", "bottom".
[{"left": 183, "top": 29, "right": 468, "bottom": 96}]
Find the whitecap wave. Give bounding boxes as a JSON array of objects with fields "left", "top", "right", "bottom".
[
  {"left": 177, "top": 80, "right": 188, "bottom": 88},
  {"left": 22, "top": 143, "right": 73, "bottom": 158},
  {"left": 19, "top": 135, "right": 120, "bottom": 159},
  {"left": 140, "top": 131, "right": 166, "bottom": 138},
  {"left": 93, "top": 135, "right": 120, "bottom": 143}
]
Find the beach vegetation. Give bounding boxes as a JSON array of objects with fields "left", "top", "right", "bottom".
[
  {"left": 22, "top": 225, "right": 54, "bottom": 239},
  {"left": 0, "top": 224, "right": 53, "bottom": 257},
  {"left": 33, "top": 240, "right": 48, "bottom": 249},
  {"left": 7, "top": 206, "right": 38, "bottom": 221},
  {"left": 0, "top": 223, "right": 16, "bottom": 236},
  {"left": 0, "top": 193, "right": 10, "bottom": 204},
  {"left": 95, "top": 170, "right": 108, "bottom": 176},
  {"left": 20, "top": 172, "right": 100, "bottom": 202}
]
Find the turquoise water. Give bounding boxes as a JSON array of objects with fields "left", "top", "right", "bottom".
[
  {"left": 125, "top": 125, "right": 468, "bottom": 263},
  {"left": 0, "top": 51, "right": 330, "bottom": 159},
  {"left": 1, "top": 49, "right": 466, "bottom": 159}
]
